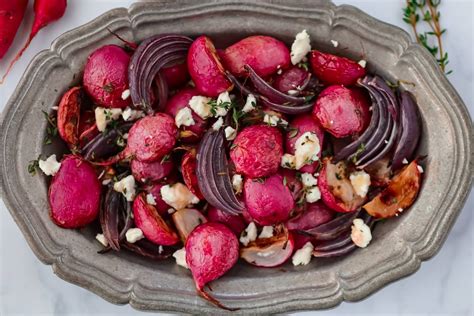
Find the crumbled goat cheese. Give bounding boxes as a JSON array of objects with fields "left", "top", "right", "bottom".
[
  {"left": 189, "top": 95, "right": 212, "bottom": 119},
  {"left": 113, "top": 175, "right": 136, "bottom": 201},
  {"left": 306, "top": 186, "right": 321, "bottom": 203},
  {"left": 281, "top": 154, "right": 296, "bottom": 169},
  {"left": 349, "top": 171, "right": 371, "bottom": 198},
  {"left": 95, "top": 107, "right": 122, "bottom": 132},
  {"left": 125, "top": 228, "right": 144, "bottom": 243},
  {"left": 146, "top": 193, "right": 157, "bottom": 205},
  {"left": 215, "top": 91, "right": 232, "bottom": 117},
  {"left": 330, "top": 40, "right": 339, "bottom": 47},
  {"left": 358, "top": 59, "right": 367, "bottom": 68},
  {"left": 301, "top": 173, "right": 318, "bottom": 187},
  {"left": 225, "top": 126, "right": 237, "bottom": 140},
  {"left": 292, "top": 241, "right": 314, "bottom": 266},
  {"left": 242, "top": 94, "right": 257, "bottom": 113},
  {"left": 173, "top": 248, "right": 189, "bottom": 269},
  {"left": 240, "top": 222, "right": 257, "bottom": 246},
  {"left": 232, "top": 174, "right": 243, "bottom": 194},
  {"left": 294, "top": 132, "right": 320, "bottom": 169},
  {"left": 258, "top": 226, "right": 274, "bottom": 239},
  {"left": 121, "top": 89, "right": 131, "bottom": 100},
  {"left": 212, "top": 117, "right": 224, "bottom": 131},
  {"left": 38, "top": 154, "right": 61, "bottom": 176},
  {"left": 95, "top": 234, "right": 108, "bottom": 247},
  {"left": 417, "top": 165, "right": 424, "bottom": 173},
  {"left": 402, "top": 158, "right": 409, "bottom": 164},
  {"left": 291, "top": 30, "right": 311, "bottom": 65},
  {"left": 351, "top": 218, "right": 372, "bottom": 248},
  {"left": 51, "top": 106, "right": 59, "bottom": 111},
  {"left": 121, "top": 107, "right": 145, "bottom": 121},
  {"left": 168, "top": 208, "right": 176, "bottom": 214},
  {"left": 160, "top": 183, "right": 200, "bottom": 210},
  {"left": 175, "top": 107, "right": 195, "bottom": 128},
  {"left": 102, "top": 179, "right": 111, "bottom": 186},
  {"left": 263, "top": 114, "right": 280, "bottom": 126},
  {"left": 287, "top": 89, "right": 299, "bottom": 95}
]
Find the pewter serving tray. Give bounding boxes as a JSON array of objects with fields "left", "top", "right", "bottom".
[{"left": 0, "top": 0, "right": 472, "bottom": 314}]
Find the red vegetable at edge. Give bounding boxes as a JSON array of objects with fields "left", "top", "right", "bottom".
[
  {"left": 0, "top": 0, "right": 28, "bottom": 60},
  {"left": 1, "top": 0, "right": 67, "bottom": 83}
]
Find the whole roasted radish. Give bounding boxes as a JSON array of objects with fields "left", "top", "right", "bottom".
[
  {"left": 309, "top": 50, "right": 366, "bottom": 86},
  {"left": 49, "top": 156, "right": 101, "bottom": 228},
  {"left": 185, "top": 222, "right": 239, "bottom": 310}
]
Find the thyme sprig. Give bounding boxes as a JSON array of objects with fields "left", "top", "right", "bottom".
[
  {"left": 403, "top": 0, "right": 452, "bottom": 74},
  {"left": 41, "top": 110, "right": 58, "bottom": 145}
]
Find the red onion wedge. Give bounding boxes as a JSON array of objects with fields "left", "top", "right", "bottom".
[
  {"left": 391, "top": 91, "right": 421, "bottom": 170},
  {"left": 129, "top": 35, "right": 193, "bottom": 113},
  {"left": 196, "top": 129, "right": 244, "bottom": 215}
]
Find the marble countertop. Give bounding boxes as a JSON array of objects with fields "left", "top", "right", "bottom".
[{"left": 1, "top": 0, "right": 472, "bottom": 315}]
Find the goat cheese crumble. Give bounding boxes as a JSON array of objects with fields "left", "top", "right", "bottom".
[
  {"left": 306, "top": 186, "right": 321, "bottom": 203},
  {"left": 38, "top": 154, "right": 61, "bottom": 176},
  {"left": 330, "top": 39, "right": 339, "bottom": 47},
  {"left": 232, "top": 174, "right": 243, "bottom": 194},
  {"left": 242, "top": 94, "right": 257, "bottom": 113},
  {"left": 95, "top": 233, "right": 108, "bottom": 247},
  {"left": 125, "top": 228, "right": 144, "bottom": 243},
  {"left": 281, "top": 153, "right": 296, "bottom": 169},
  {"left": 113, "top": 175, "right": 136, "bottom": 201},
  {"left": 173, "top": 248, "right": 189, "bottom": 269},
  {"left": 291, "top": 30, "right": 311, "bottom": 65},
  {"left": 301, "top": 173, "right": 318, "bottom": 187},
  {"left": 121, "top": 107, "right": 145, "bottom": 121},
  {"left": 225, "top": 126, "right": 237, "bottom": 140},
  {"left": 146, "top": 193, "right": 157, "bottom": 206},
  {"left": 212, "top": 117, "right": 224, "bottom": 131},
  {"left": 294, "top": 132, "right": 320, "bottom": 169},
  {"left": 358, "top": 59, "right": 367, "bottom": 68},
  {"left": 240, "top": 222, "right": 258, "bottom": 246},
  {"left": 349, "top": 171, "right": 371, "bottom": 198},
  {"left": 215, "top": 91, "right": 232, "bottom": 117},
  {"left": 95, "top": 107, "right": 122, "bottom": 132},
  {"left": 258, "top": 226, "right": 274, "bottom": 239},
  {"left": 292, "top": 242, "right": 314, "bottom": 266},
  {"left": 175, "top": 107, "right": 195, "bottom": 128},
  {"left": 351, "top": 218, "right": 372, "bottom": 248},
  {"left": 160, "top": 183, "right": 200, "bottom": 210},
  {"left": 189, "top": 95, "right": 212, "bottom": 119},
  {"left": 121, "top": 89, "right": 130, "bottom": 100}
]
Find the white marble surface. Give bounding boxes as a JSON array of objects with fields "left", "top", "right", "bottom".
[{"left": 0, "top": 0, "right": 472, "bottom": 315}]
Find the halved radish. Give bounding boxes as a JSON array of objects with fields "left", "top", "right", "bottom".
[
  {"left": 172, "top": 208, "right": 207, "bottom": 242},
  {"left": 240, "top": 226, "right": 294, "bottom": 267},
  {"left": 133, "top": 193, "right": 179, "bottom": 245},
  {"left": 364, "top": 160, "right": 422, "bottom": 218},
  {"left": 319, "top": 158, "right": 366, "bottom": 213},
  {"left": 181, "top": 149, "right": 204, "bottom": 199},
  {"left": 187, "top": 36, "right": 233, "bottom": 97}
]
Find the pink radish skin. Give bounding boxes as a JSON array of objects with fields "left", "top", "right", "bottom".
[
  {"left": 0, "top": 0, "right": 28, "bottom": 60},
  {"left": 185, "top": 222, "right": 239, "bottom": 310},
  {"left": 1, "top": 0, "right": 67, "bottom": 83},
  {"left": 207, "top": 206, "right": 246, "bottom": 235},
  {"left": 106, "top": 113, "right": 177, "bottom": 163},
  {"left": 230, "top": 125, "right": 283, "bottom": 179},
  {"left": 83, "top": 45, "right": 131, "bottom": 108},
  {"left": 48, "top": 155, "right": 100, "bottom": 228},
  {"left": 273, "top": 66, "right": 310, "bottom": 93},
  {"left": 133, "top": 193, "right": 179, "bottom": 245},
  {"left": 164, "top": 88, "right": 207, "bottom": 143},
  {"left": 146, "top": 183, "right": 172, "bottom": 217},
  {"left": 221, "top": 35, "right": 291, "bottom": 78},
  {"left": 160, "top": 62, "right": 189, "bottom": 89},
  {"left": 244, "top": 174, "right": 294, "bottom": 225},
  {"left": 187, "top": 36, "right": 233, "bottom": 97},
  {"left": 309, "top": 50, "right": 366, "bottom": 86},
  {"left": 286, "top": 202, "right": 335, "bottom": 231},
  {"left": 313, "top": 85, "right": 371, "bottom": 138},
  {"left": 293, "top": 232, "right": 313, "bottom": 250},
  {"left": 131, "top": 159, "right": 174, "bottom": 184}
]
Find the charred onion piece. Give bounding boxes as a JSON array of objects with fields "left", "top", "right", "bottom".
[
  {"left": 99, "top": 186, "right": 123, "bottom": 251},
  {"left": 244, "top": 64, "right": 307, "bottom": 105},
  {"left": 391, "top": 92, "right": 421, "bottom": 170},
  {"left": 196, "top": 129, "right": 244, "bottom": 215},
  {"left": 121, "top": 240, "right": 173, "bottom": 260},
  {"left": 129, "top": 35, "right": 193, "bottom": 113},
  {"left": 82, "top": 122, "right": 133, "bottom": 161},
  {"left": 301, "top": 210, "right": 360, "bottom": 241},
  {"left": 313, "top": 214, "right": 374, "bottom": 257},
  {"left": 227, "top": 69, "right": 314, "bottom": 114}
]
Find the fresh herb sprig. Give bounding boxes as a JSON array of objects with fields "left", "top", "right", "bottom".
[
  {"left": 403, "top": 0, "right": 452, "bottom": 74},
  {"left": 41, "top": 110, "right": 58, "bottom": 145}
]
